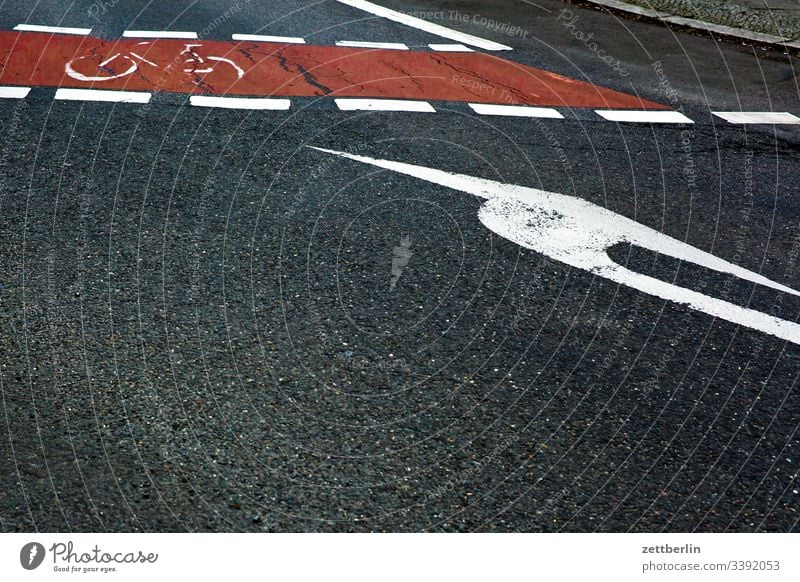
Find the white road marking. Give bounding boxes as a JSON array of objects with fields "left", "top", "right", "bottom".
[
  {"left": 335, "top": 40, "right": 409, "bottom": 50},
  {"left": 712, "top": 111, "right": 800, "bottom": 124},
  {"left": 334, "top": 99, "right": 436, "bottom": 112},
  {"left": 334, "top": 0, "right": 513, "bottom": 51},
  {"left": 65, "top": 54, "right": 140, "bottom": 82},
  {"left": 189, "top": 96, "right": 291, "bottom": 110},
  {"left": 428, "top": 44, "right": 473, "bottom": 52},
  {"left": 14, "top": 24, "right": 91, "bottom": 35},
  {"left": 122, "top": 30, "right": 198, "bottom": 39},
  {"left": 54, "top": 88, "right": 152, "bottom": 103},
  {"left": 232, "top": 34, "right": 306, "bottom": 44},
  {"left": 0, "top": 86, "right": 31, "bottom": 99},
  {"left": 469, "top": 103, "right": 564, "bottom": 118},
  {"left": 595, "top": 110, "right": 694, "bottom": 123},
  {"left": 310, "top": 147, "right": 800, "bottom": 346},
  {"left": 128, "top": 52, "right": 157, "bottom": 66},
  {"left": 208, "top": 56, "right": 244, "bottom": 78}
]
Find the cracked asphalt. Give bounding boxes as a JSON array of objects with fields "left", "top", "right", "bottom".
[{"left": 0, "top": 0, "right": 799, "bottom": 532}]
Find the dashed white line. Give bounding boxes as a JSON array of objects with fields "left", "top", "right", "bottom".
[
  {"left": 232, "top": 33, "right": 305, "bottom": 44},
  {"left": 190, "top": 96, "right": 291, "bottom": 110},
  {"left": 595, "top": 110, "right": 694, "bottom": 124},
  {"left": 428, "top": 44, "right": 474, "bottom": 52},
  {"left": 14, "top": 24, "right": 91, "bottom": 35},
  {"left": 54, "top": 88, "right": 152, "bottom": 104},
  {"left": 335, "top": 98, "right": 436, "bottom": 112},
  {"left": 334, "top": 0, "right": 513, "bottom": 51},
  {"left": 712, "top": 111, "right": 800, "bottom": 124},
  {"left": 122, "top": 30, "right": 198, "bottom": 39},
  {"left": 469, "top": 103, "right": 563, "bottom": 118},
  {"left": 0, "top": 86, "right": 31, "bottom": 99},
  {"left": 335, "top": 40, "right": 409, "bottom": 50}
]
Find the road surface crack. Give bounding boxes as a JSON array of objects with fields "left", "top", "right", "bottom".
[
  {"left": 428, "top": 54, "right": 536, "bottom": 103},
  {"left": 276, "top": 50, "right": 332, "bottom": 95},
  {"left": 380, "top": 59, "right": 428, "bottom": 93}
]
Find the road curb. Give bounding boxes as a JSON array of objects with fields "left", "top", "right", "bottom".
[{"left": 567, "top": 0, "right": 799, "bottom": 54}]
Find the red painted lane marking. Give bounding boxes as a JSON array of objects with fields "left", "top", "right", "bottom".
[{"left": 0, "top": 31, "right": 667, "bottom": 109}]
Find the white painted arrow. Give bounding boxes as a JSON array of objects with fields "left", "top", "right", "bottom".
[{"left": 309, "top": 147, "right": 800, "bottom": 345}]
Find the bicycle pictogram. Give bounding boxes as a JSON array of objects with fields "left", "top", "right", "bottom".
[
  {"left": 65, "top": 42, "right": 244, "bottom": 82},
  {"left": 179, "top": 43, "right": 244, "bottom": 78},
  {"left": 66, "top": 41, "right": 157, "bottom": 81}
]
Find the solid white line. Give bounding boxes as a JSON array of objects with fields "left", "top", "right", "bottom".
[
  {"left": 712, "top": 111, "right": 800, "bottom": 124},
  {"left": 122, "top": 30, "right": 198, "bottom": 39},
  {"left": 469, "top": 104, "right": 563, "bottom": 119},
  {"left": 189, "top": 96, "right": 291, "bottom": 110},
  {"left": 428, "top": 43, "right": 473, "bottom": 52},
  {"left": 335, "top": 40, "right": 409, "bottom": 50},
  {"left": 0, "top": 86, "right": 31, "bottom": 99},
  {"left": 232, "top": 33, "right": 305, "bottom": 44},
  {"left": 54, "top": 88, "right": 151, "bottom": 103},
  {"left": 335, "top": 99, "right": 436, "bottom": 112},
  {"left": 334, "top": 0, "right": 513, "bottom": 51},
  {"left": 595, "top": 110, "right": 694, "bottom": 124},
  {"left": 14, "top": 24, "right": 91, "bottom": 35}
]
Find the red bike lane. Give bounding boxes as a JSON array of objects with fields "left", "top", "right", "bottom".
[{"left": 0, "top": 30, "right": 667, "bottom": 109}]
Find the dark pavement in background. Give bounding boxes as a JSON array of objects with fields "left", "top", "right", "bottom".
[{"left": 0, "top": 0, "right": 798, "bottom": 532}]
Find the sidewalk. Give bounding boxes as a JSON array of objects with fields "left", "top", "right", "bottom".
[{"left": 573, "top": 0, "right": 800, "bottom": 49}]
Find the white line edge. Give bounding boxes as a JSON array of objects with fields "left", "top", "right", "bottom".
[{"left": 54, "top": 88, "right": 152, "bottom": 103}]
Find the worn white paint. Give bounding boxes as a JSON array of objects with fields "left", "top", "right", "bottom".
[
  {"left": 189, "top": 96, "right": 291, "bottom": 110},
  {"left": 232, "top": 34, "right": 305, "bottom": 44},
  {"left": 0, "top": 86, "right": 31, "bottom": 99},
  {"left": 128, "top": 52, "right": 157, "bottom": 66},
  {"left": 335, "top": 40, "right": 409, "bottom": 50},
  {"left": 334, "top": 0, "right": 513, "bottom": 51},
  {"left": 66, "top": 54, "right": 141, "bottom": 81},
  {"left": 428, "top": 44, "right": 473, "bottom": 52},
  {"left": 180, "top": 44, "right": 245, "bottom": 78},
  {"left": 122, "top": 30, "right": 198, "bottom": 39},
  {"left": 310, "top": 147, "right": 800, "bottom": 346},
  {"left": 334, "top": 99, "right": 436, "bottom": 112},
  {"left": 469, "top": 104, "right": 563, "bottom": 118},
  {"left": 595, "top": 110, "right": 694, "bottom": 123},
  {"left": 209, "top": 56, "right": 245, "bottom": 77},
  {"left": 14, "top": 24, "right": 91, "bottom": 35},
  {"left": 54, "top": 88, "right": 152, "bottom": 103},
  {"left": 712, "top": 112, "right": 800, "bottom": 124}
]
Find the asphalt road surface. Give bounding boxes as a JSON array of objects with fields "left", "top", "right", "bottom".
[{"left": 0, "top": 0, "right": 798, "bottom": 532}]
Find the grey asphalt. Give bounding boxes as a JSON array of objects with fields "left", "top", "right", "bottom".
[
  {"left": 0, "top": 0, "right": 799, "bottom": 532},
  {"left": 601, "top": 0, "right": 800, "bottom": 41}
]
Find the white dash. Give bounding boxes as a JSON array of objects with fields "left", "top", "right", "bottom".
[
  {"left": 428, "top": 44, "right": 473, "bottom": 52},
  {"left": 55, "top": 88, "right": 151, "bottom": 104},
  {"left": 469, "top": 104, "right": 563, "bottom": 119},
  {"left": 14, "top": 24, "right": 91, "bottom": 35},
  {"left": 335, "top": 99, "right": 435, "bottom": 113},
  {"left": 189, "top": 96, "right": 291, "bottom": 110},
  {"left": 334, "top": 0, "right": 512, "bottom": 51},
  {"left": 712, "top": 111, "right": 800, "bottom": 125},
  {"left": 335, "top": 40, "right": 409, "bottom": 50},
  {"left": 232, "top": 34, "right": 305, "bottom": 44},
  {"left": 595, "top": 110, "right": 694, "bottom": 124},
  {"left": 0, "top": 86, "right": 31, "bottom": 99},
  {"left": 123, "top": 30, "right": 197, "bottom": 39}
]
